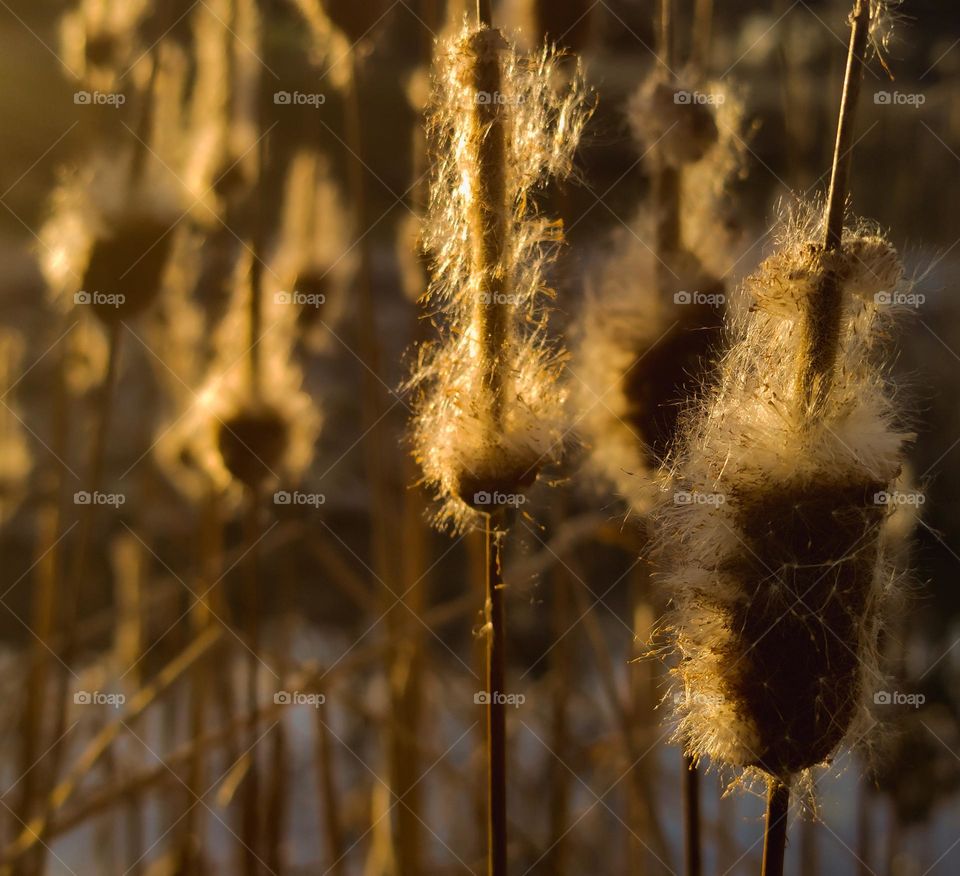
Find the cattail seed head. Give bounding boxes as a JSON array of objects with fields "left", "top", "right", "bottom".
[
  {"left": 216, "top": 403, "right": 290, "bottom": 490},
  {"left": 655, "top": 206, "right": 913, "bottom": 786},
  {"left": 81, "top": 214, "right": 175, "bottom": 323},
  {"left": 410, "top": 24, "right": 591, "bottom": 530},
  {"left": 628, "top": 73, "right": 719, "bottom": 169}
]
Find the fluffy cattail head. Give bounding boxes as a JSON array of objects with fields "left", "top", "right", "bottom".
[
  {"left": 410, "top": 24, "right": 591, "bottom": 530},
  {"left": 628, "top": 72, "right": 719, "bottom": 169},
  {"left": 656, "top": 206, "right": 913, "bottom": 785}
]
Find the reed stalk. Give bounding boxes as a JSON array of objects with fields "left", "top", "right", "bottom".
[
  {"left": 484, "top": 511, "right": 507, "bottom": 876},
  {"left": 796, "top": 0, "right": 871, "bottom": 413},
  {"left": 761, "top": 781, "right": 790, "bottom": 876}
]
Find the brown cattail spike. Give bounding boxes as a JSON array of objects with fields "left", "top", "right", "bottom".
[{"left": 467, "top": 28, "right": 511, "bottom": 427}]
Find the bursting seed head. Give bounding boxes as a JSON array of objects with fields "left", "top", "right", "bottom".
[{"left": 656, "top": 209, "right": 913, "bottom": 787}]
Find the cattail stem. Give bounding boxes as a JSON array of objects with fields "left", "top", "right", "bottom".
[
  {"left": 40, "top": 320, "right": 123, "bottom": 876},
  {"left": 654, "top": 0, "right": 681, "bottom": 272},
  {"left": 761, "top": 780, "right": 790, "bottom": 876},
  {"left": 477, "top": 0, "right": 493, "bottom": 27},
  {"left": 658, "top": 0, "right": 675, "bottom": 71},
  {"left": 316, "top": 713, "right": 346, "bottom": 874},
  {"left": 467, "top": 28, "right": 511, "bottom": 426},
  {"left": 485, "top": 512, "right": 507, "bottom": 876},
  {"left": 796, "top": 0, "right": 871, "bottom": 411},
  {"left": 691, "top": 0, "right": 714, "bottom": 71},
  {"left": 682, "top": 753, "right": 702, "bottom": 876},
  {"left": 242, "top": 490, "right": 262, "bottom": 875}
]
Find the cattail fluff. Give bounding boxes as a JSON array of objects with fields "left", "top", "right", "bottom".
[
  {"left": 41, "top": 42, "right": 214, "bottom": 329},
  {"left": 410, "top": 24, "right": 591, "bottom": 531},
  {"left": 214, "top": 267, "right": 318, "bottom": 496},
  {"left": 655, "top": 205, "right": 912, "bottom": 786},
  {"left": 270, "top": 150, "right": 354, "bottom": 354},
  {"left": 573, "top": 72, "right": 742, "bottom": 514},
  {"left": 156, "top": 255, "right": 319, "bottom": 503},
  {"left": 59, "top": 0, "right": 149, "bottom": 86}
]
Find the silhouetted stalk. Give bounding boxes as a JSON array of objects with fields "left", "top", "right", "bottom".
[
  {"left": 1, "top": 628, "right": 222, "bottom": 871},
  {"left": 315, "top": 712, "right": 346, "bottom": 874},
  {"left": 691, "top": 0, "right": 714, "bottom": 71},
  {"left": 241, "top": 490, "right": 262, "bottom": 876},
  {"left": 800, "top": 810, "right": 818, "bottom": 876},
  {"left": 485, "top": 512, "right": 507, "bottom": 876},
  {"left": 546, "top": 531, "right": 572, "bottom": 876},
  {"left": 477, "top": 0, "right": 492, "bottom": 27},
  {"left": 762, "top": 781, "right": 790, "bottom": 876},
  {"left": 856, "top": 782, "right": 872, "bottom": 876},
  {"left": 683, "top": 754, "right": 702, "bottom": 876},
  {"left": 569, "top": 566, "right": 671, "bottom": 867},
  {"left": 344, "top": 40, "right": 410, "bottom": 873}
]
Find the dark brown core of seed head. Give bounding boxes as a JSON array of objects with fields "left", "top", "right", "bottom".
[
  {"left": 621, "top": 280, "right": 724, "bottom": 466},
  {"left": 82, "top": 217, "right": 174, "bottom": 323},
  {"left": 455, "top": 460, "right": 540, "bottom": 510},
  {"left": 217, "top": 407, "right": 290, "bottom": 489},
  {"left": 718, "top": 477, "right": 887, "bottom": 779}
]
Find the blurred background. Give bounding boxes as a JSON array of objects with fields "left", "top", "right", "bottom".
[{"left": 0, "top": 0, "right": 958, "bottom": 873}]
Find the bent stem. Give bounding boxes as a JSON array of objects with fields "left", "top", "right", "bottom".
[
  {"left": 485, "top": 512, "right": 507, "bottom": 876},
  {"left": 796, "top": 0, "right": 871, "bottom": 412},
  {"left": 761, "top": 780, "right": 790, "bottom": 876}
]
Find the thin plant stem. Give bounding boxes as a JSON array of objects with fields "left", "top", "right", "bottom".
[
  {"left": 761, "top": 780, "right": 790, "bottom": 876},
  {"left": 796, "top": 0, "right": 871, "bottom": 411},
  {"left": 316, "top": 712, "right": 346, "bottom": 874},
  {"left": 856, "top": 782, "right": 872, "bottom": 876},
  {"left": 38, "top": 319, "right": 123, "bottom": 875},
  {"left": 16, "top": 339, "right": 69, "bottom": 866},
  {"left": 546, "top": 528, "right": 572, "bottom": 876},
  {"left": 477, "top": 0, "right": 492, "bottom": 27},
  {"left": 242, "top": 489, "right": 262, "bottom": 876},
  {"left": 485, "top": 512, "right": 507, "bottom": 876},
  {"left": 691, "top": 0, "right": 714, "bottom": 71},
  {"left": 683, "top": 753, "right": 702, "bottom": 876},
  {"left": 659, "top": 0, "right": 675, "bottom": 72}
]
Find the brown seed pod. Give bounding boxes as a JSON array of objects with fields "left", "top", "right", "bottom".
[
  {"left": 628, "top": 75, "right": 719, "bottom": 168},
  {"left": 655, "top": 211, "right": 913, "bottom": 787},
  {"left": 81, "top": 215, "right": 175, "bottom": 323},
  {"left": 409, "top": 23, "right": 591, "bottom": 530},
  {"left": 216, "top": 404, "right": 291, "bottom": 489}
]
